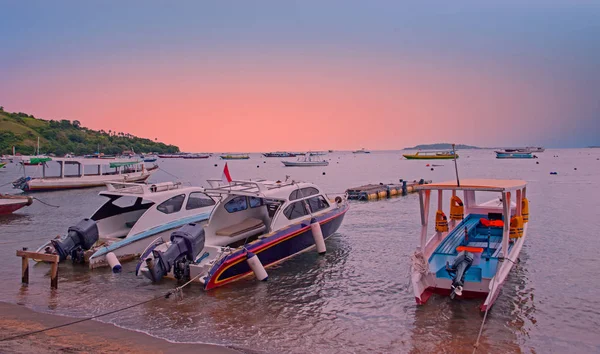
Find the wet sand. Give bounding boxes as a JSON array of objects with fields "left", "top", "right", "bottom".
[{"left": 0, "top": 302, "right": 243, "bottom": 354}]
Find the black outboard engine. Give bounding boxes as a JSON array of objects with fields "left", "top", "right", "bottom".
[
  {"left": 446, "top": 250, "right": 474, "bottom": 299},
  {"left": 52, "top": 218, "right": 99, "bottom": 263},
  {"left": 147, "top": 223, "right": 205, "bottom": 282}
]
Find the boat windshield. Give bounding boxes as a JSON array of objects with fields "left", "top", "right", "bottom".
[{"left": 91, "top": 195, "right": 154, "bottom": 238}]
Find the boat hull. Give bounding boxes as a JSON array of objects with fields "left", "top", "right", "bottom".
[
  {"left": 21, "top": 170, "right": 155, "bottom": 192},
  {"left": 281, "top": 161, "right": 329, "bottom": 167},
  {"left": 403, "top": 154, "right": 457, "bottom": 160},
  {"left": 203, "top": 205, "right": 348, "bottom": 290},
  {"left": 495, "top": 152, "right": 533, "bottom": 159},
  {"left": 0, "top": 199, "right": 32, "bottom": 215}
]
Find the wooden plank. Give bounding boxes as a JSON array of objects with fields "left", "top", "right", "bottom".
[
  {"left": 16, "top": 250, "right": 59, "bottom": 263},
  {"left": 50, "top": 262, "right": 58, "bottom": 289},
  {"left": 21, "top": 256, "right": 29, "bottom": 284}
]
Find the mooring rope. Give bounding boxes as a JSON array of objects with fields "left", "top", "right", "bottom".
[
  {"left": 32, "top": 197, "right": 60, "bottom": 208},
  {"left": 472, "top": 257, "right": 503, "bottom": 353}
]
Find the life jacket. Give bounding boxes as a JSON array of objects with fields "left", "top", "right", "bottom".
[
  {"left": 522, "top": 198, "right": 529, "bottom": 223},
  {"left": 480, "top": 218, "right": 504, "bottom": 228},
  {"left": 509, "top": 216, "right": 524, "bottom": 238},
  {"left": 449, "top": 195, "right": 464, "bottom": 221},
  {"left": 435, "top": 210, "right": 449, "bottom": 233}
]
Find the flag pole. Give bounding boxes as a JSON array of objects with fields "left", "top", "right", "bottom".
[{"left": 452, "top": 143, "right": 460, "bottom": 187}]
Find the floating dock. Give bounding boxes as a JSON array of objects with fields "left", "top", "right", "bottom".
[{"left": 346, "top": 179, "right": 431, "bottom": 201}]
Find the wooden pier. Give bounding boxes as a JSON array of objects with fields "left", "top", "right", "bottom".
[
  {"left": 16, "top": 248, "right": 60, "bottom": 289},
  {"left": 346, "top": 179, "right": 431, "bottom": 201}
]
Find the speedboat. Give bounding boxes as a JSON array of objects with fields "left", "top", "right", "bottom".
[
  {"left": 282, "top": 153, "right": 329, "bottom": 167},
  {"left": 13, "top": 157, "right": 157, "bottom": 192},
  {"left": 137, "top": 179, "right": 349, "bottom": 290},
  {"left": 403, "top": 150, "right": 458, "bottom": 160},
  {"left": 143, "top": 155, "right": 158, "bottom": 162},
  {"left": 411, "top": 179, "right": 529, "bottom": 311},
  {"left": 35, "top": 182, "right": 216, "bottom": 269}
]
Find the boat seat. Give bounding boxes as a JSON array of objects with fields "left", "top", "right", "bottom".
[{"left": 216, "top": 218, "right": 266, "bottom": 238}]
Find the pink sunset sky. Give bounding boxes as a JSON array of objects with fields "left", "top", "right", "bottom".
[{"left": 2, "top": 2, "right": 598, "bottom": 151}]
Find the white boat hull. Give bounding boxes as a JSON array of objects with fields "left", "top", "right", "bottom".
[{"left": 22, "top": 169, "right": 155, "bottom": 191}]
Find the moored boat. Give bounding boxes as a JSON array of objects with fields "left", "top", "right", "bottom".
[
  {"left": 143, "top": 155, "right": 158, "bottom": 162},
  {"left": 263, "top": 152, "right": 298, "bottom": 158},
  {"left": 495, "top": 151, "right": 534, "bottom": 159},
  {"left": 0, "top": 194, "right": 33, "bottom": 215},
  {"left": 403, "top": 150, "right": 458, "bottom": 160},
  {"left": 352, "top": 148, "right": 370, "bottom": 154},
  {"left": 35, "top": 182, "right": 216, "bottom": 269},
  {"left": 183, "top": 154, "right": 210, "bottom": 159},
  {"left": 220, "top": 154, "right": 250, "bottom": 160},
  {"left": 137, "top": 179, "right": 349, "bottom": 290},
  {"left": 411, "top": 179, "right": 529, "bottom": 311},
  {"left": 12, "top": 157, "right": 157, "bottom": 192},
  {"left": 282, "top": 153, "right": 329, "bottom": 167}
]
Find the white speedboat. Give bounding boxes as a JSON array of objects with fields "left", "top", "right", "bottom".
[
  {"left": 13, "top": 157, "right": 157, "bottom": 192},
  {"left": 35, "top": 182, "right": 216, "bottom": 269},
  {"left": 411, "top": 179, "right": 529, "bottom": 311},
  {"left": 137, "top": 179, "right": 349, "bottom": 290},
  {"left": 282, "top": 154, "right": 329, "bottom": 167}
]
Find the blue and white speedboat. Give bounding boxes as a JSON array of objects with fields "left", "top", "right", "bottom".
[
  {"left": 138, "top": 179, "right": 349, "bottom": 290},
  {"left": 495, "top": 150, "right": 534, "bottom": 159},
  {"left": 35, "top": 182, "right": 216, "bottom": 269}
]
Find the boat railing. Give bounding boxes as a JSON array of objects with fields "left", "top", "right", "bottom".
[{"left": 206, "top": 179, "right": 296, "bottom": 196}]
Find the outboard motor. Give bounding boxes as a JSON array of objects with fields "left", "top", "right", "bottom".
[
  {"left": 446, "top": 250, "right": 474, "bottom": 299},
  {"left": 52, "top": 218, "right": 99, "bottom": 263},
  {"left": 147, "top": 223, "right": 205, "bottom": 282}
]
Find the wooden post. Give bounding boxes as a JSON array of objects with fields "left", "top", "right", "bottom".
[
  {"left": 50, "top": 262, "right": 58, "bottom": 289},
  {"left": 21, "top": 247, "right": 29, "bottom": 284},
  {"left": 16, "top": 250, "right": 60, "bottom": 289}
]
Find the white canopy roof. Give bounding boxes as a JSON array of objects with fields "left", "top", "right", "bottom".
[{"left": 416, "top": 179, "right": 527, "bottom": 192}]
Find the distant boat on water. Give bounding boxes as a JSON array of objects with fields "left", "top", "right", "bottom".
[
  {"left": 352, "top": 148, "right": 370, "bottom": 154},
  {"left": 308, "top": 151, "right": 327, "bottom": 156},
  {"left": 282, "top": 153, "right": 329, "bottom": 167},
  {"left": 403, "top": 150, "right": 458, "bottom": 160},
  {"left": 504, "top": 147, "right": 544, "bottom": 153},
  {"left": 495, "top": 151, "right": 534, "bottom": 159},
  {"left": 263, "top": 152, "right": 298, "bottom": 158},
  {"left": 221, "top": 154, "right": 250, "bottom": 160},
  {"left": 182, "top": 154, "right": 210, "bottom": 159}
]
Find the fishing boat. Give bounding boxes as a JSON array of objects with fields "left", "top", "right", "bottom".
[
  {"left": 504, "top": 147, "right": 545, "bottom": 153},
  {"left": 282, "top": 153, "right": 329, "bottom": 167},
  {"left": 308, "top": 151, "right": 327, "bottom": 156},
  {"left": 0, "top": 194, "right": 33, "bottom": 215},
  {"left": 411, "top": 179, "right": 529, "bottom": 311},
  {"left": 143, "top": 155, "right": 158, "bottom": 162},
  {"left": 495, "top": 151, "right": 534, "bottom": 159},
  {"left": 182, "top": 154, "right": 210, "bottom": 159},
  {"left": 12, "top": 157, "right": 157, "bottom": 192},
  {"left": 403, "top": 150, "right": 458, "bottom": 160},
  {"left": 263, "top": 152, "right": 298, "bottom": 158},
  {"left": 157, "top": 154, "right": 183, "bottom": 158},
  {"left": 352, "top": 148, "right": 370, "bottom": 154},
  {"left": 34, "top": 182, "right": 216, "bottom": 269},
  {"left": 137, "top": 179, "right": 349, "bottom": 290},
  {"left": 220, "top": 154, "right": 250, "bottom": 160}
]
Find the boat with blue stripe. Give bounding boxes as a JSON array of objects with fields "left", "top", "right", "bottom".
[
  {"left": 411, "top": 179, "right": 529, "bottom": 311},
  {"left": 137, "top": 179, "right": 349, "bottom": 290},
  {"left": 495, "top": 150, "right": 534, "bottom": 159},
  {"left": 34, "top": 181, "right": 216, "bottom": 270}
]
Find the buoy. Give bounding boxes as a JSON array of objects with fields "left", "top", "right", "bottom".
[
  {"left": 430, "top": 168, "right": 434, "bottom": 171},
  {"left": 257, "top": 165, "right": 260, "bottom": 168},
  {"left": 214, "top": 164, "right": 217, "bottom": 167},
  {"left": 106, "top": 252, "right": 122, "bottom": 273},
  {"left": 246, "top": 251, "right": 268, "bottom": 281},
  {"left": 263, "top": 161, "right": 266, "bottom": 163},
  {"left": 536, "top": 161, "right": 539, "bottom": 164},
  {"left": 310, "top": 218, "right": 326, "bottom": 254},
  {"left": 550, "top": 172, "right": 558, "bottom": 175},
  {"left": 426, "top": 164, "right": 430, "bottom": 167},
  {"left": 574, "top": 168, "right": 577, "bottom": 170},
  {"left": 322, "top": 172, "right": 326, "bottom": 175}
]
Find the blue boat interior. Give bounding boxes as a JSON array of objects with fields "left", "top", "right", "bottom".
[{"left": 429, "top": 214, "right": 513, "bottom": 283}]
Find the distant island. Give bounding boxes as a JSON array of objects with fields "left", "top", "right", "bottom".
[
  {"left": 0, "top": 107, "right": 179, "bottom": 156},
  {"left": 403, "top": 143, "right": 481, "bottom": 150}
]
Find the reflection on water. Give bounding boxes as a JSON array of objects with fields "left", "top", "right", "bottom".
[{"left": 1, "top": 149, "right": 600, "bottom": 353}]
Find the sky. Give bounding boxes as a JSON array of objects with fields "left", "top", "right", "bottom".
[{"left": 1, "top": 1, "right": 599, "bottom": 151}]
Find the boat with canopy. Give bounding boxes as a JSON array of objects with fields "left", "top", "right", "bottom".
[
  {"left": 13, "top": 157, "right": 157, "bottom": 192},
  {"left": 403, "top": 150, "right": 458, "bottom": 160},
  {"left": 411, "top": 179, "right": 529, "bottom": 311},
  {"left": 282, "top": 153, "right": 329, "bottom": 167}
]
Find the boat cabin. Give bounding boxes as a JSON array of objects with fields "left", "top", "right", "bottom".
[
  {"left": 203, "top": 179, "right": 334, "bottom": 247},
  {"left": 21, "top": 157, "right": 146, "bottom": 179},
  {"left": 91, "top": 182, "right": 216, "bottom": 240}
]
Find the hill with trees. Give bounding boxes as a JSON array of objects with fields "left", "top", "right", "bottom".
[{"left": 0, "top": 107, "right": 179, "bottom": 156}]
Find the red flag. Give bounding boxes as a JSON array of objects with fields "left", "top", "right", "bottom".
[{"left": 221, "top": 163, "right": 232, "bottom": 184}]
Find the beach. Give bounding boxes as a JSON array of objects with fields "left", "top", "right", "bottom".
[{"left": 0, "top": 302, "right": 242, "bottom": 354}]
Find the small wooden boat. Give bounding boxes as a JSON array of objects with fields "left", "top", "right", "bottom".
[
  {"left": 263, "top": 152, "right": 298, "bottom": 158},
  {"left": 0, "top": 194, "right": 33, "bottom": 215},
  {"left": 411, "top": 179, "right": 529, "bottom": 311},
  {"left": 220, "top": 154, "right": 250, "bottom": 160},
  {"left": 495, "top": 151, "right": 534, "bottom": 159},
  {"left": 282, "top": 154, "right": 329, "bottom": 167},
  {"left": 13, "top": 158, "right": 157, "bottom": 192},
  {"left": 137, "top": 179, "right": 349, "bottom": 290},
  {"left": 403, "top": 150, "right": 458, "bottom": 160},
  {"left": 182, "top": 154, "right": 210, "bottom": 159}
]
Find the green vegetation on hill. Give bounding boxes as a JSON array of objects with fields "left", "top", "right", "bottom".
[
  {"left": 0, "top": 107, "right": 179, "bottom": 156},
  {"left": 404, "top": 143, "right": 481, "bottom": 150}
]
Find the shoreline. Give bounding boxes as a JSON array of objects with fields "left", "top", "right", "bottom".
[{"left": 0, "top": 302, "right": 245, "bottom": 354}]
